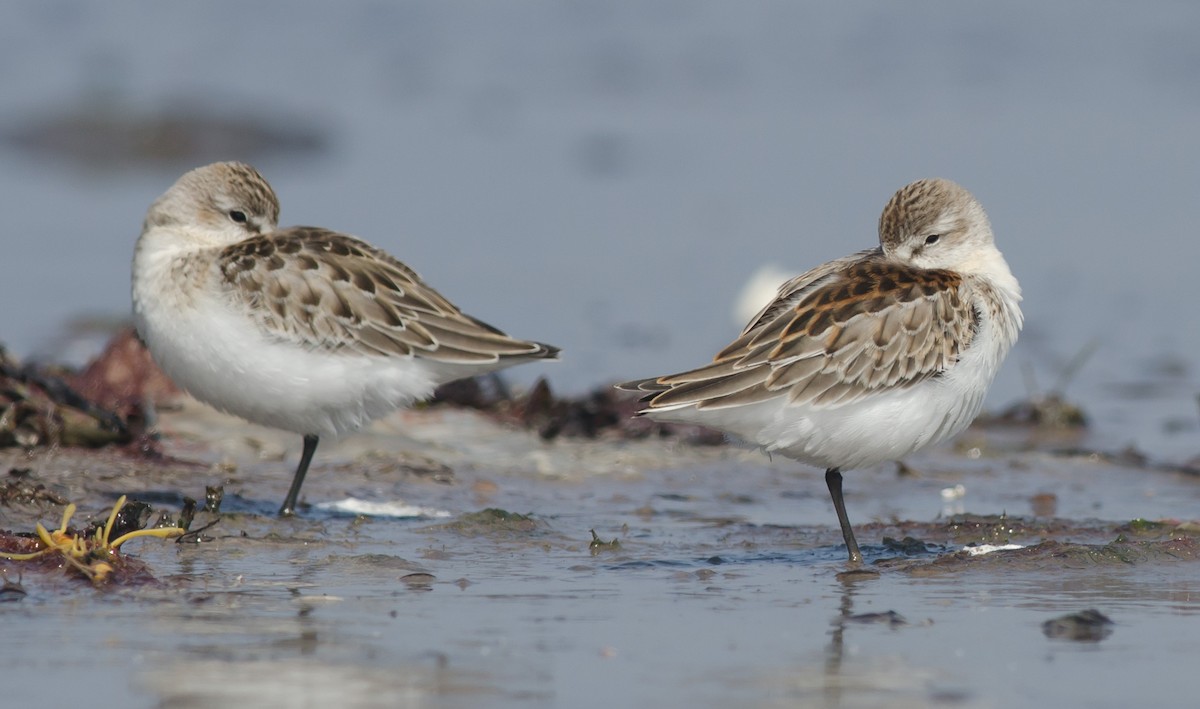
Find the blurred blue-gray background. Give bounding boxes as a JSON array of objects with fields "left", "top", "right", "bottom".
[{"left": 1, "top": 1, "right": 1197, "bottom": 458}]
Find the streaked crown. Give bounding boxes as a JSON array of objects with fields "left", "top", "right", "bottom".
[
  {"left": 143, "top": 161, "right": 281, "bottom": 241},
  {"left": 877, "top": 178, "right": 994, "bottom": 273}
]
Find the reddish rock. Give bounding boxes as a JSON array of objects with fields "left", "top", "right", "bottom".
[{"left": 70, "top": 327, "right": 180, "bottom": 418}]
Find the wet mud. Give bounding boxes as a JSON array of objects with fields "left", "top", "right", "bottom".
[{"left": 1, "top": 335, "right": 1198, "bottom": 707}]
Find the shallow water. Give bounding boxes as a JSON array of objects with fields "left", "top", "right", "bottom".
[
  {"left": 2, "top": 407, "right": 1197, "bottom": 708},
  {"left": 0, "top": 1, "right": 1198, "bottom": 460}
]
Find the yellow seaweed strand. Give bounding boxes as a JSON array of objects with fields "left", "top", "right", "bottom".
[
  {"left": 101, "top": 495, "right": 127, "bottom": 546},
  {"left": 109, "top": 526, "right": 185, "bottom": 549},
  {"left": 0, "top": 496, "right": 185, "bottom": 565}
]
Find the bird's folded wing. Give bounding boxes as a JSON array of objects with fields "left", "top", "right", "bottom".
[
  {"left": 621, "top": 255, "right": 978, "bottom": 411},
  {"left": 216, "top": 227, "right": 556, "bottom": 363}
]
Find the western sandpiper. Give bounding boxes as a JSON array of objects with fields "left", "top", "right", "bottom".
[
  {"left": 132, "top": 162, "right": 559, "bottom": 515},
  {"left": 620, "top": 179, "right": 1022, "bottom": 562}
]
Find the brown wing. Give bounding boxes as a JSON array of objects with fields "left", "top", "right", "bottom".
[
  {"left": 621, "top": 254, "right": 978, "bottom": 410},
  {"left": 217, "top": 227, "right": 557, "bottom": 363}
]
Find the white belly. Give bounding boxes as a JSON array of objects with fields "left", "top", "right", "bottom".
[{"left": 137, "top": 293, "right": 441, "bottom": 436}]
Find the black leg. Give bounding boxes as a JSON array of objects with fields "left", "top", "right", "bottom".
[
  {"left": 825, "top": 468, "right": 863, "bottom": 563},
  {"left": 280, "top": 434, "right": 319, "bottom": 516}
]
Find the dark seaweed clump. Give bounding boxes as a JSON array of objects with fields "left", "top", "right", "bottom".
[{"left": 432, "top": 376, "right": 725, "bottom": 444}]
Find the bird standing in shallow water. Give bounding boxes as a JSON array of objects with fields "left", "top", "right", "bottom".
[
  {"left": 133, "top": 161, "right": 559, "bottom": 515},
  {"left": 620, "top": 179, "right": 1022, "bottom": 562}
]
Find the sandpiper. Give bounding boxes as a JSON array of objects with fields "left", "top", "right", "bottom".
[
  {"left": 620, "top": 179, "right": 1022, "bottom": 562},
  {"left": 133, "top": 162, "right": 559, "bottom": 515}
]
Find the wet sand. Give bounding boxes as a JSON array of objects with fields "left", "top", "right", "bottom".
[{"left": 2, "top": 397, "right": 1196, "bottom": 708}]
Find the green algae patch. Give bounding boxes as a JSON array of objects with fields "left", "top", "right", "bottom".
[
  {"left": 435, "top": 508, "right": 543, "bottom": 537},
  {"left": 887, "top": 536, "right": 1200, "bottom": 577},
  {"left": 1118, "top": 518, "right": 1172, "bottom": 535}
]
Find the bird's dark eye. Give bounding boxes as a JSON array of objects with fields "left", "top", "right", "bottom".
[
  {"left": 229, "top": 210, "right": 248, "bottom": 224},
  {"left": 924, "top": 234, "right": 940, "bottom": 245}
]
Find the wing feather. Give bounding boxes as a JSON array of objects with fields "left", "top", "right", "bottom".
[
  {"left": 619, "top": 253, "right": 978, "bottom": 412},
  {"left": 216, "top": 227, "right": 557, "bottom": 363}
]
